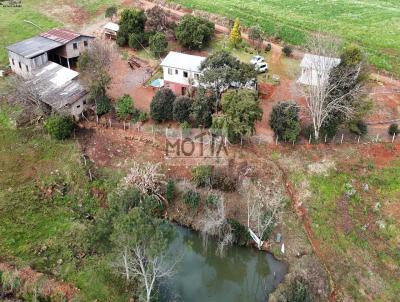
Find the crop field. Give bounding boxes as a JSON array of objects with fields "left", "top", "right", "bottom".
[{"left": 170, "top": 0, "right": 400, "bottom": 76}]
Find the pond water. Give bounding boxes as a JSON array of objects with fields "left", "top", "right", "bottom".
[{"left": 160, "top": 225, "right": 287, "bottom": 302}]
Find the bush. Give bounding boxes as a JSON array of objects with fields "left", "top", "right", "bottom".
[
  {"left": 44, "top": 115, "right": 75, "bottom": 140},
  {"left": 205, "top": 193, "right": 219, "bottom": 208},
  {"left": 303, "top": 124, "right": 316, "bottom": 142},
  {"left": 192, "top": 165, "right": 213, "bottom": 187},
  {"left": 282, "top": 45, "right": 293, "bottom": 57},
  {"left": 166, "top": 179, "right": 175, "bottom": 203},
  {"left": 173, "top": 96, "right": 192, "bottom": 123},
  {"left": 96, "top": 95, "right": 112, "bottom": 115},
  {"left": 184, "top": 190, "right": 200, "bottom": 208},
  {"left": 388, "top": 123, "right": 398, "bottom": 136},
  {"left": 116, "top": 94, "right": 135, "bottom": 120},
  {"left": 149, "top": 32, "right": 168, "bottom": 57},
  {"left": 105, "top": 6, "right": 117, "bottom": 19},
  {"left": 269, "top": 102, "right": 301, "bottom": 143},
  {"left": 128, "top": 32, "right": 146, "bottom": 49},
  {"left": 116, "top": 35, "right": 126, "bottom": 47},
  {"left": 348, "top": 119, "right": 368, "bottom": 136},
  {"left": 265, "top": 43, "right": 272, "bottom": 52},
  {"left": 150, "top": 88, "right": 176, "bottom": 122},
  {"left": 286, "top": 278, "right": 314, "bottom": 302},
  {"left": 142, "top": 195, "right": 164, "bottom": 217},
  {"left": 138, "top": 111, "right": 148, "bottom": 123},
  {"left": 228, "top": 218, "right": 250, "bottom": 246},
  {"left": 175, "top": 15, "right": 214, "bottom": 50},
  {"left": 211, "top": 169, "right": 237, "bottom": 192}
]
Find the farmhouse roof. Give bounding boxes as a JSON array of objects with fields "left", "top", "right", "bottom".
[
  {"left": 160, "top": 51, "right": 206, "bottom": 72},
  {"left": 300, "top": 53, "right": 341, "bottom": 71},
  {"left": 104, "top": 22, "right": 119, "bottom": 32},
  {"left": 6, "top": 36, "right": 62, "bottom": 59},
  {"left": 27, "top": 62, "right": 87, "bottom": 109},
  {"left": 40, "top": 28, "right": 94, "bottom": 44}
]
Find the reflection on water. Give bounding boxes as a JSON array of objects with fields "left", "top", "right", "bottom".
[{"left": 160, "top": 225, "right": 287, "bottom": 302}]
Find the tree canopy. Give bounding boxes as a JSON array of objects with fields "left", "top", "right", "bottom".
[
  {"left": 190, "top": 88, "right": 216, "bottom": 127},
  {"left": 149, "top": 32, "right": 168, "bottom": 57},
  {"left": 269, "top": 102, "right": 301, "bottom": 142},
  {"left": 212, "top": 89, "right": 262, "bottom": 143},
  {"left": 175, "top": 15, "right": 214, "bottom": 50},
  {"left": 145, "top": 5, "right": 169, "bottom": 32},
  {"left": 117, "top": 9, "right": 147, "bottom": 47},
  {"left": 150, "top": 88, "right": 176, "bottom": 122},
  {"left": 229, "top": 18, "right": 242, "bottom": 48},
  {"left": 173, "top": 96, "right": 192, "bottom": 123},
  {"left": 44, "top": 115, "right": 75, "bottom": 140}
]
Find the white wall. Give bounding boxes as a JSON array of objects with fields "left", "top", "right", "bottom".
[
  {"left": 8, "top": 51, "right": 48, "bottom": 78},
  {"left": 162, "top": 66, "right": 201, "bottom": 87}
]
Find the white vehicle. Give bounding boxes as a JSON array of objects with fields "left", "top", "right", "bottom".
[
  {"left": 255, "top": 62, "right": 268, "bottom": 73},
  {"left": 250, "top": 55, "right": 264, "bottom": 65}
]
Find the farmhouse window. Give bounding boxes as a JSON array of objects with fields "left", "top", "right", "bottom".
[
  {"left": 11, "top": 59, "right": 15, "bottom": 65},
  {"left": 194, "top": 73, "right": 200, "bottom": 80},
  {"left": 168, "top": 68, "right": 172, "bottom": 75},
  {"left": 175, "top": 69, "right": 178, "bottom": 75},
  {"left": 18, "top": 62, "right": 22, "bottom": 69},
  {"left": 73, "top": 43, "right": 78, "bottom": 49},
  {"left": 84, "top": 40, "right": 88, "bottom": 47},
  {"left": 76, "top": 105, "right": 81, "bottom": 108},
  {"left": 26, "top": 65, "right": 29, "bottom": 72},
  {"left": 183, "top": 71, "right": 188, "bottom": 78}
]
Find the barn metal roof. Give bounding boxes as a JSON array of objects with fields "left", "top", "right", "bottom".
[
  {"left": 6, "top": 36, "right": 62, "bottom": 59},
  {"left": 40, "top": 28, "right": 92, "bottom": 44}
]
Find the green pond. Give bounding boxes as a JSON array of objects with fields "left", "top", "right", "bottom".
[{"left": 160, "top": 225, "right": 287, "bottom": 302}]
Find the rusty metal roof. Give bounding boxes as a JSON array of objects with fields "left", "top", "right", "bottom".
[{"left": 40, "top": 28, "right": 93, "bottom": 44}]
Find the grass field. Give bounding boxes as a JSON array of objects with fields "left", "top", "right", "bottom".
[{"left": 169, "top": 0, "right": 400, "bottom": 76}]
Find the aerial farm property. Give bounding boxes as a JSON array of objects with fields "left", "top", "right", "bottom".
[{"left": 0, "top": 1, "right": 399, "bottom": 301}]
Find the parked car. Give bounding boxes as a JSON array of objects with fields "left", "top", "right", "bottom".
[
  {"left": 250, "top": 55, "right": 264, "bottom": 65},
  {"left": 255, "top": 62, "right": 268, "bottom": 73}
]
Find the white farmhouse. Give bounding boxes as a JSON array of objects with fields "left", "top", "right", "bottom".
[
  {"left": 160, "top": 51, "right": 206, "bottom": 95},
  {"left": 297, "top": 53, "right": 341, "bottom": 86}
]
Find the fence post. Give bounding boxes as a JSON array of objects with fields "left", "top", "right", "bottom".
[
  {"left": 376, "top": 134, "right": 379, "bottom": 143},
  {"left": 123, "top": 121, "right": 126, "bottom": 130},
  {"left": 240, "top": 136, "right": 243, "bottom": 146},
  {"left": 96, "top": 115, "right": 99, "bottom": 124},
  {"left": 392, "top": 133, "right": 396, "bottom": 143},
  {"left": 340, "top": 134, "right": 344, "bottom": 144},
  {"left": 309, "top": 134, "right": 312, "bottom": 144},
  {"left": 109, "top": 118, "right": 111, "bottom": 128},
  {"left": 357, "top": 136, "right": 360, "bottom": 144},
  {"left": 275, "top": 136, "right": 278, "bottom": 145},
  {"left": 324, "top": 135, "right": 327, "bottom": 143}
]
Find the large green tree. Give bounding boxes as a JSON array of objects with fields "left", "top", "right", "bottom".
[
  {"left": 117, "top": 9, "right": 147, "bottom": 47},
  {"left": 190, "top": 88, "right": 216, "bottom": 128},
  {"left": 269, "top": 102, "right": 301, "bottom": 142},
  {"left": 199, "top": 51, "right": 257, "bottom": 106},
  {"left": 150, "top": 88, "right": 176, "bottom": 122},
  {"left": 175, "top": 15, "right": 214, "bottom": 50},
  {"left": 149, "top": 32, "right": 168, "bottom": 57},
  {"left": 212, "top": 89, "right": 262, "bottom": 143},
  {"left": 173, "top": 96, "right": 192, "bottom": 123}
]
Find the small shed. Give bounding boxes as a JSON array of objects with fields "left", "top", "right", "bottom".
[
  {"left": 104, "top": 22, "right": 119, "bottom": 39},
  {"left": 297, "top": 53, "right": 340, "bottom": 86}
]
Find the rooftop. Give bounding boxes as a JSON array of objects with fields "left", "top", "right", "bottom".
[
  {"left": 6, "top": 36, "right": 62, "bottom": 59},
  {"left": 160, "top": 51, "right": 206, "bottom": 72},
  {"left": 104, "top": 22, "right": 119, "bottom": 32},
  {"left": 28, "top": 62, "right": 87, "bottom": 109},
  {"left": 40, "top": 28, "right": 93, "bottom": 44},
  {"left": 300, "top": 53, "right": 341, "bottom": 71}
]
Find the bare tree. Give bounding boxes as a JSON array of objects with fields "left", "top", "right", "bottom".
[
  {"left": 200, "top": 194, "right": 233, "bottom": 256},
  {"left": 130, "top": 246, "right": 177, "bottom": 302},
  {"left": 123, "top": 162, "right": 167, "bottom": 203},
  {"left": 300, "top": 33, "right": 365, "bottom": 140},
  {"left": 242, "top": 179, "right": 284, "bottom": 249},
  {"left": 145, "top": 5, "right": 170, "bottom": 32}
]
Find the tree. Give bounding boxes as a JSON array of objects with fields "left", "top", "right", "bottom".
[
  {"left": 173, "top": 96, "right": 192, "bottom": 123},
  {"left": 78, "top": 40, "right": 115, "bottom": 112},
  {"left": 150, "top": 88, "right": 175, "bottom": 122},
  {"left": 190, "top": 88, "right": 215, "bottom": 128},
  {"left": 282, "top": 45, "right": 293, "bottom": 57},
  {"left": 248, "top": 25, "right": 263, "bottom": 49},
  {"left": 96, "top": 95, "right": 112, "bottom": 115},
  {"left": 229, "top": 18, "right": 242, "bottom": 48},
  {"left": 301, "top": 34, "right": 366, "bottom": 140},
  {"left": 149, "top": 32, "right": 168, "bottom": 57},
  {"left": 200, "top": 195, "right": 233, "bottom": 256},
  {"left": 145, "top": 5, "right": 169, "bottom": 32},
  {"left": 242, "top": 179, "right": 284, "bottom": 249},
  {"left": 44, "top": 115, "right": 75, "bottom": 140},
  {"left": 116, "top": 94, "right": 135, "bottom": 120},
  {"left": 105, "top": 6, "right": 117, "bottom": 20},
  {"left": 199, "top": 51, "right": 257, "bottom": 105},
  {"left": 117, "top": 9, "right": 147, "bottom": 47},
  {"left": 269, "top": 102, "right": 301, "bottom": 142},
  {"left": 175, "top": 15, "right": 214, "bottom": 50},
  {"left": 212, "top": 89, "right": 262, "bottom": 143},
  {"left": 389, "top": 123, "right": 398, "bottom": 136}
]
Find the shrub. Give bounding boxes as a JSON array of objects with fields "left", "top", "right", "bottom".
[
  {"left": 269, "top": 102, "right": 301, "bottom": 143},
  {"left": 149, "top": 32, "right": 168, "bottom": 57},
  {"left": 142, "top": 195, "right": 164, "bottom": 217},
  {"left": 286, "top": 278, "right": 314, "bottom": 302},
  {"left": 175, "top": 15, "right": 214, "bottom": 50},
  {"left": 192, "top": 165, "right": 213, "bottom": 187},
  {"left": 138, "top": 111, "right": 148, "bottom": 123},
  {"left": 116, "top": 94, "right": 135, "bottom": 120},
  {"left": 303, "top": 124, "right": 316, "bottom": 142},
  {"left": 348, "top": 119, "right": 368, "bottom": 136},
  {"left": 150, "top": 88, "right": 176, "bottom": 122},
  {"left": 184, "top": 190, "right": 200, "bottom": 208},
  {"left": 228, "top": 218, "right": 250, "bottom": 246},
  {"left": 265, "top": 43, "right": 272, "bottom": 52},
  {"left": 388, "top": 123, "right": 398, "bottom": 136},
  {"left": 166, "top": 179, "right": 175, "bottom": 203},
  {"left": 116, "top": 35, "right": 126, "bottom": 47},
  {"left": 211, "top": 169, "right": 237, "bottom": 192},
  {"left": 105, "top": 6, "right": 117, "bottom": 19},
  {"left": 96, "top": 95, "right": 112, "bottom": 115},
  {"left": 128, "top": 32, "right": 146, "bottom": 49},
  {"left": 205, "top": 193, "right": 219, "bottom": 208},
  {"left": 229, "top": 18, "right": 242, "bottom": 48},
  {"left": 173, "top": 96, "right": 192, "bottom": 123},
  {"left": 190, "top": 88, "right": 215, "bottom": 128},
  {"left": 282, "top": 45, "right": 293, "bottom": 57},
  {"left": 44, "top": 115, "right": 75, "bottom": 140}
]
